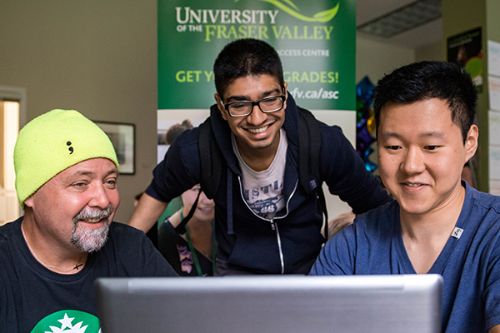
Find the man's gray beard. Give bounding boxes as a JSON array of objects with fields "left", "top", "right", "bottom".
[{"left": 71, "top": 206, "right": 113, "bottom": 253}]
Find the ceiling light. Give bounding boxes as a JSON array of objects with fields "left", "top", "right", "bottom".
[{"left": 357, "top": 0, "right": 441, "bottom": 38}]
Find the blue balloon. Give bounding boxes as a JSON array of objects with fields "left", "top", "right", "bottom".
[
  {"left": 363, "top": 147, "right": 378, "bottom": 172},
  {"left": 356, "top": 76, "right": 378, "bottom": 173},
  {"left": 356, "top": 76, "right": 376, "bottom": 105}
]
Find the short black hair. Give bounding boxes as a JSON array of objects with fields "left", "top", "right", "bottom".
[
  {"left": 214, "top": 38, "right": 284, "bottom": 99},
  {"left": 373, "top": 61, "right": 477, "bottom": 143}
]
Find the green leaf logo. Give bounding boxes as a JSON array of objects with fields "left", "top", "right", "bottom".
[
  {"left": 30, "top": 310, "right": 101, "bottom": 333},
  {"left": 235, "top": 0, "right": 340, "bottom": 22},
  {"left": 312, "top": 6, "right": 340, "bottom": 21}
]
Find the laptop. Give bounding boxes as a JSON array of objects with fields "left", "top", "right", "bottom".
[{"left": 95, "top": 274, "right": 442, "bottom": 333}]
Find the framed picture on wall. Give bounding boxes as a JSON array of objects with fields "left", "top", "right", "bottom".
[{"left": 94, "top": 121, "right": 135, "bottom": 175}]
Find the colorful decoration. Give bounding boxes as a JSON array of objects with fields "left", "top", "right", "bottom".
[{"left": 356, "top": 76, "right": 378, "bottom": 172}]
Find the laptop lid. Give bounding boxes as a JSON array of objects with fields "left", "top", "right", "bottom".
[{"left": 95, "top": 274, "right": 442, "bottom": 333}]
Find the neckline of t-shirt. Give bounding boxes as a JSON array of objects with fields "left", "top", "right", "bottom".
[
  {"left": 395, "top": 182, "right": 473, "bottom": 274},
  {"left": 231, "top": 128, "right": 287, "bottom": 177},
  {"left": 15, "top": 218, "right": 95, "bottom": 282}
]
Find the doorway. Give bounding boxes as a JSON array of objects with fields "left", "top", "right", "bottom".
[{"left": 0, "top": 87, "right": 26, "bottom": 225}]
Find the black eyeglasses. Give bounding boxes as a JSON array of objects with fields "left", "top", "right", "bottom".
[{"left": 221, "top": 95, "right": 286, "bottom": 117}]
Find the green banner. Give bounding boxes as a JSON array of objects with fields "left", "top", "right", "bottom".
[{"left": 159, "top": 0, "right": 356, "bottom": 110}]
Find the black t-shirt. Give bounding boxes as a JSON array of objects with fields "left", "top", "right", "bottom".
[
  {"left": 158, "top": 220, "right": 213, "bottom": 277},
  {"left": 0, "top": 217, "right": 177, "bottom": 333}
]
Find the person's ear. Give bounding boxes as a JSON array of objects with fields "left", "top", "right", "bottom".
[
  {"left": 464, "top": 124, "right": 479, "bottom": 162},
  {"left": 24, "top": 194, "right": 34, "bottom": 208},
  {"left": 214, "top": 94, "right": 228, "bottom": 121}
]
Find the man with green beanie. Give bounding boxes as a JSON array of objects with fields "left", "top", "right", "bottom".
[{"left": 0, "top": 109, "right": 176, "bottom": 333}]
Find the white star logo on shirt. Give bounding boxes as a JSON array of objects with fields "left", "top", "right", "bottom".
[
  {"left": 45, "top": 313, "right": 89, "bottom": 333},
  {"left": 58, "top": 313, "right": 74, "bottom": 330}
]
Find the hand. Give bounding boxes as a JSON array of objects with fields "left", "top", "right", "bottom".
[{"left": 326, "top": 211, "right": 356, "bottom": 240}]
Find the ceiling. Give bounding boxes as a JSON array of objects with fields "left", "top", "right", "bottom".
[{"left": 356, "top": 0, "right": 442, "bottom": 49}]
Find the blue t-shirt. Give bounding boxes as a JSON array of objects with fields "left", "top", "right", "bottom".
[{"left": 310, "top": 182, "right": 500, "bottom": 332}]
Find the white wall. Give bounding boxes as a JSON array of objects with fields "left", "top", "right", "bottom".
[
  {"left": 416, "top": 41, "right": 444, "bottom": 62},
  {"left": 356, "top": 35, "right": 416, "bottom": 84},
  {"left": 0, "top": 0, "right": 158, "bottom": 222}
]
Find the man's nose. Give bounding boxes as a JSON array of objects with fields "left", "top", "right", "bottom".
[
  {"left": 88, "top": 183, "right": 111, "bottom": 208},
  {"left": 401, "top": 147, "right": 425, "bottom": 175},
  {"left": 246, "top": 104, "right": 267, "bottom": 125}
]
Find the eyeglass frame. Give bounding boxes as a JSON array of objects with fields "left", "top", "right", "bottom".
[{"left": 219, "top": 95, "right": 287, "bottom": 118}]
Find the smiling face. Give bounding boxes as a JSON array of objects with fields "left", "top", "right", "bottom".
[
  {"left": 215, "top": 74, "right": 287, "bottom": 158},
  {"left": 181, "top": 185, "right": 215, "bottom": 222},
  {"left": 24, "top": 158, "right": 120, "bottom": 252},
  {"left": 377, "top": 98, "right": 478, "bottom": 218}
]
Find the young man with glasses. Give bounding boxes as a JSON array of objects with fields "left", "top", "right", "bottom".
[{"left": 129, "top": 38, "right": 392, "bottom": 275}]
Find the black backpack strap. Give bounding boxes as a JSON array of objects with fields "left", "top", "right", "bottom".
[
  {"left": 297, "top": 107, "right": 322, "bottom": 194},
  {"left": 198, "top": 117, "right": 222, "bottom": 199},
  {"left": 297, "top": 108, "right": 328, "bottom": 240},
  {"left": 174, "top": 190, "right": 201, "bottom": 234}
]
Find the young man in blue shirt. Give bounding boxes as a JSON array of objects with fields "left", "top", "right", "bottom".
[{"left": 311, "top": 61, "right": 500, "bottom": 333}]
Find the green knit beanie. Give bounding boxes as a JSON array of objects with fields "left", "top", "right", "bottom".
[{"left": 14, "top": 109, "right": 119, "bottom": 208}]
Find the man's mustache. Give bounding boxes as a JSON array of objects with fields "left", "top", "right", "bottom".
[{"left": 73, "top": 206, "right": 113, "bottom": 224}]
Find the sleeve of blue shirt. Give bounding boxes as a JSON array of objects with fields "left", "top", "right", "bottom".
[
  {"left": 309, "top": 224, "right": 356, "bottom": 276},
  {"left": 484, "top": 234, "right": 500, "bottom": 329}
]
